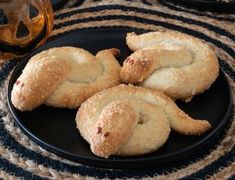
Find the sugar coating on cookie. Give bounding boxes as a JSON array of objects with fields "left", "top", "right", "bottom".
[
  {"left": 76, "top": 84, "right": 211, "bottom": 158},
  {"left": 11, "top": 47, "right": 121, "bottom": 111},
  {"left": 120, "top": 31, "right": 219, "bottom": 101}
]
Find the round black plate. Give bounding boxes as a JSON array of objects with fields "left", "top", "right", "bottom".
[
  {"left": 7, "top": 27, "right": 232, "bottom": 168},
  {"left": 167, "top": 0, "right": 235, "bottom": 13}
]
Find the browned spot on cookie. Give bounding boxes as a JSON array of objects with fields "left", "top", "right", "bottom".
[
  {"left": 97, "top": 127, "right": 102, "bottom": 134},
  {"left": 126, "top": 58, "right": 135, "bottom": 65},
  {"left": 21, "top": 83, "right": 25, "bottom": 87},
  {"left": 140, "top": 60, "right": 149, "bottom": 71},
  {"left": 16, "top": 80, "right": 20, "bottom": 85},
  {"left": 104, "top": 132, "right": 110, "bottom": 137},
  {"left": 138, "top": 119, "right": 144, "bottom": 125},
  {"left": 108, "top": 48, "right": 120, "bottom": 58}
]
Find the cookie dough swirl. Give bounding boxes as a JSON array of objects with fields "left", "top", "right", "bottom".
[
  {"left": 76, "top": 85, "right": 211, "bottom": 158},
  {"left": 11, "top": 47, "right": 121, "bottom": 111},
  {"left": 120, "top": 31, "right": 219, "bottom": 101}
]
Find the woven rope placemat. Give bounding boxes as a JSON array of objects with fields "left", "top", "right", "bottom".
[{"left": 0, "top": 0, "right": 234, "bottom": 179}]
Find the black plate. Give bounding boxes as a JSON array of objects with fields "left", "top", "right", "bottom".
[
  {"left": 7, "top": 27, "right": 232, "bottom": 168},
  {"left": 167, "top": 0, "right": 235, "bottom": 13},
  {"left": 51, "top": 0, "right": 69, "bottom": 10}
]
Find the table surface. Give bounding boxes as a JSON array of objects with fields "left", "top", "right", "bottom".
[{"left": 0, "top": 0, "right": 234, "bottom": 179}]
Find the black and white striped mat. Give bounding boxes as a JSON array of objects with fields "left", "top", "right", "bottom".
[{"left": 0, "top": 0, "right": 234, "bottom": 179}]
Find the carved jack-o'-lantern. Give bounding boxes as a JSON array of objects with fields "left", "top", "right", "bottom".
[{"left": 0, "top": 0, "right": 54, "bottom": 61}]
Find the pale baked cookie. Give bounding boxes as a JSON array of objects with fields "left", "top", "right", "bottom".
[
  {"left": 76, "top": 84, "right": 211, "bottom": 158},
  {"left": 11, "top": 47, "right": 121, "bottom": 111},
  {"left": 120, "top": 31, "right": 219, "bottom": 101}
]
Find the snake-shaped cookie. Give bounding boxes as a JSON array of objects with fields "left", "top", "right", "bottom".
[
  {"left": 120, "top": 31, "right": 219, "bottom": 101},
  {"left": 11, "top": 47, "right": 121, "bottom": 111},
  {"left": 76, "top": 84, "right": 211, "bottom": 158}
]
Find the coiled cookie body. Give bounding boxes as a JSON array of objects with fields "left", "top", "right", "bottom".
[
  {"left": 76, "top": 84, "right": 211, "bottom": 158},
  {"left": 11, "top": 47, "right": 121, "bottom": 111},
  {"left": 120, "top": 31, "right": 219, "bottom": 101}
]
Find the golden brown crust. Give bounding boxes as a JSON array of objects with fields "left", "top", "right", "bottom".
[
  {"left": 76, "top": 84, "right": 211, "bottom": 158},
  {"left": 121, "top": 31, "right": 219, "bottom": 100},
  {"left": 90, "top": 100, "right": 138, "bottom": 158},
  {"left": 11, "top": 56, "right": 71, "bottom": 111},
  {"left": 11, "top": 47, "right": 121, "bottom": 111},
  {"left": 120, "top": 50, "right": 156, "bottom": 83}
]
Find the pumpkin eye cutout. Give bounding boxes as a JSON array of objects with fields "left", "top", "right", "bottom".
[
  {"left": 29, "top": 4, "right": 39, "bottom": 19},
  {"left": 16, "top": 21, "right": 30, "bottom": 38},
  {"left": 0, "top": 9, "right": 8, "bottom": 25}
]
